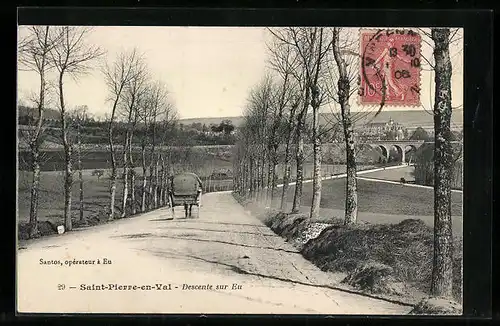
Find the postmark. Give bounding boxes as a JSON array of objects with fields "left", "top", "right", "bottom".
[{"left": 359, "top": 29, "right": 422, "bottom": 107}]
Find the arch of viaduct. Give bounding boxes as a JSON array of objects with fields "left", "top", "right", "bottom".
[{"left": 357, "top": 140, "right": 428, "bottom": 163}]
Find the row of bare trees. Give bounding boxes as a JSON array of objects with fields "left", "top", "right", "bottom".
[
  {"left": 18, "top": 26, "right": 104, "bottom": 237},
  {"left": 234, "top": 27, "right": 360, "bottom": 222},
  {"left": 233, "top": 27, "right": 460, "bottom": 299},
  {"left": 103, "top": 48, "right": 177, "bottom": 221},
  {"left": 18, "top": 26, "right": 177, "bottom": 238}
]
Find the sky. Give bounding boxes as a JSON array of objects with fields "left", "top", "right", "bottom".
[{"left": 16, "top": 26, "right": 463, "bottom": 120}]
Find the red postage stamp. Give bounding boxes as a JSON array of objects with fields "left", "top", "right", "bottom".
[{"left": 359, "top": 29, "right": 422, "bottom": 107}]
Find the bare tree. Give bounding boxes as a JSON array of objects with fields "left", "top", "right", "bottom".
[
  {"left": 17, "top": 26, "right": 60, "bottom": 238},
  {"left": 279, "top": 96, "right": 300, "bottom": 211},
  {"left": 50, "top": 26, "right": 104, "bottom": 231},
  {"left": 70, "top": 105, "right": 90, "bottom": 224},
  {"left": 327, "top": 28, "right": 362, "bottom": 225},
  {"left": 155, "top": 100, "right": 177, "bottom": 207},
  {"left": 247, "top": 75, "right": 274, "bottom": 201},
  {"left": 236, "top": 110, "right": 264, "bottom": 200},
  {"left": 360, "top": 27, "right": 462, "bottom": 298},
  {"left": 139, "top": 115, "right": 150, "bottom": 212},
  {"left": 430, "top": 28, "right": 454, "bottom": 298},
  {"left": 268, "top": 27, "right": 331, "bottom": 218},
  {"left": 136, "top": 81, "right": 171, "bottom": 210},
  {"left": 295, "top": 28, "right": 331, "bottom": 219},
  {"left": 136, "top": 82, "right": 155, "bottom": 212},
  {"left": 126, "top": 92, "right": 144, "bottom": 215},
  {"left": 268, "top": 28, "right": 309, "bottom": 214},
  {"left": 150, "top": 82, "right": 169, "bottom": 209},
  {"left": 102, "top": 48, "right": 144, "bottom": 220},
  {"left": 234, "top": 115, "right": 254, "bottom": 198},
  {"left": 266, "top": 36, "right": 300, "bottom": 208},
  {"left": 118, "top": 60, "right": 149, "bottom": 218}
]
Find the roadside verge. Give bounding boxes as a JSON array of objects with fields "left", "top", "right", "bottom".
[{"left": 233, "top": 192, "right": 463, "bottom": 315}]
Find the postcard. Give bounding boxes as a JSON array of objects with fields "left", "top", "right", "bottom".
[{"left": 17, "top": 24, "right": 463, "bottom": 315}]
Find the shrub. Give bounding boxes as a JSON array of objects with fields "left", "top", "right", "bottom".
[{"left": 301, "top": 219, "right": 463, "bottom": 302}]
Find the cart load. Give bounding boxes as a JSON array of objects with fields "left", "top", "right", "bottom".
[{"left": 169, "top": 172, "right": 203, "bottom": 218}]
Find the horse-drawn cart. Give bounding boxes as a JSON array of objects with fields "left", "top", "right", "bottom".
[{"left": 168, "top": 172, "right": 203, "bottom": 218}]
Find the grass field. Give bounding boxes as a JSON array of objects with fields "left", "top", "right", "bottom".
[
  {"left": 285, "top": 176, "right": 463, "bottom": 217},
  {"left": 279, "top": 168, "right": 463, "bottom": 237},
  {"left": 17, "top": 146, "right": 234, "bottom": 174},
  {"left": 17, "top": 142, "right": 387, "bottom": 173},
  {"left": 17, "top": 167, "right": 233, "bottom": 237},
  {"left": 357, "top": 166, "right": 417, "bottom": 183},
  {"left": 275, "top": 163, "right": 378, "bottom": 181}
]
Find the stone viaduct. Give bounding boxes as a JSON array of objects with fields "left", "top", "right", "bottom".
[{"left": 357, "top": 140, "right": 428, "bottom": 163}]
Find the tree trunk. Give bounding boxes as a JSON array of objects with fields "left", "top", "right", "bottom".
[
  {"left": 130, "top": 168, "right": 136, "bottom": 214},
  {"left": 292, "top": 108, "right": 307, "bottom": 214},
  {"left": 266, "top": 156, "right": 273, "bottom": 205},
  {"left": 27, "top": 26, "right": 50, "bottom": 238},
  {"left": 154, "top": 155, "right": 159, "bottom": 208},
  {"left": 243, "top": 157, "right": 249, "bottom": 196},
  {"left": 254, "top": 154, "right": 260, "bottom": 197},
  {"left": 28, "top": 149, "right": 41, "bottom": 238},
  {"left": 249, "top": 157, "right": 255, "bottom": 197},
  {"left": 233, "top": 151, "right": 239, "bottom": 194},
  {"left": 310, "top": 86, "right": 322, "bottom": 220},
  {"left": 258, "top": 156, "right": 263, "bottom": 198},
  {"left": 271, "top": 147, "right": 279, "bottom": 207},
  {"left": 141, "top": 144, "right": 148, "bottom": 212},
  {"left": 109, "top": 165, "right": 117, "bottom": 220},
  {"left": 148, "top": 119, "right": 157, "bottom": 210},
  {"left": 238, "top": 155, "right": 245, "bottom": 196},
  {"left": 343, "top": 121, "right": 358, "bottom": 225},
  {"left": 430, "top": 28, "right": 454, "bottom": 298},
  {"left": 63, "top": 145, "right": 73, "bottom": 231},
  {"left": 158, "top": 154, "right": 163, "bottom": 207},
  {"left": 280, "top": 105, "right": 298, "bottom": 211},
  {"left": 260, "top": 154, "right": 266, "bottom": 202},
  {"left": 107, "top": 100, "right": 120, "bottom": 221},
  {"left": 164, "top": 155, "right": 170, "bottom": 205},
  {"left": 332, "top": 28, "right": 358, "bottom": 225},
  {"left": 120, "top": 136, "right": 129, "bottom": 218},
  {"left": 159, "top": 161, "right": 165, "bottom": 206},
  {"left": 254, "top": 157, "right": 258, "bottom": 199},
  {"left": 308, "top": 28, "right": 325, "bottom": 220},
  {"left": 77, "top": 121, "right": 84, "bottom": 222},
  {"left": 129, "top": 133, "right": 136, "bottom": 215},
  {"left": 244, "top": 158, "right": 249, "bottom": 196},
  {"left": 59, "top": 72, "right": 73, "bottom": 231},
  {"left": 148, "top": 159, "right": 154, "bottom": 210},
  {"left": 280, "top": 143, "right": 292, "bottom": 211},
  {"left": 240, "top": 158, "right": 244, "bottom": 195},
  {"left": 292, "top": 135, "right": 304, "bottom": 213}
]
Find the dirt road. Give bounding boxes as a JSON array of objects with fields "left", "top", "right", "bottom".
[{"left": 17, "top": 192, "right": 412, "bottom": 314}]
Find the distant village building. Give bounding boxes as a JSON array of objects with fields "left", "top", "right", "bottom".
[
  {"left": 396, "top": 127, "right": 405, "bottom": 140},
  {"left": 357, "top": 117, "right": 407, "bottom": 141}
]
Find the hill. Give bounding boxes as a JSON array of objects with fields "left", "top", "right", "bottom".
[
  {"left": 178, "top": 109, "right": 464, "bottom": 129},
  {"left": 178, "top": 116, "right": 245, "bottom": 127},
  {"left": 18, "top": 106, "right": 60, "bottom": 121},
  {"left": 344, "top": 108, "right": 463, "bottom": 129},
  {"left": 19, "top": 106, "right": 463, "bottom": 131}
]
